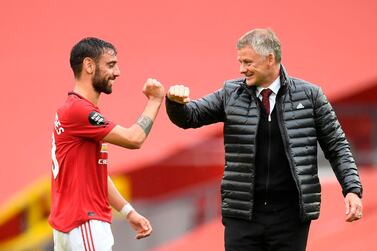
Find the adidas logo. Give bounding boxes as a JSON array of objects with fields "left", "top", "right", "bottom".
[{"left": 296, "top": 103, "right": 305, "bottom": 109}]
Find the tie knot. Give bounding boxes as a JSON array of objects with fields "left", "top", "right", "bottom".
[{"left": 261, "top": 88, "right": 273, "bottom": 99}]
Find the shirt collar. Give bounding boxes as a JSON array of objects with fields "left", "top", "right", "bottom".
[{"left": 256, "top": 76, "right": 281, "bottom": 97}]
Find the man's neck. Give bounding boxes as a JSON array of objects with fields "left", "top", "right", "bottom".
[{"left": 73, "top": 79, "right": 100, "bottom": 105}]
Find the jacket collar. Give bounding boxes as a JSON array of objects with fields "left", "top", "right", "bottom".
[{"left": 279, "top": 65, "right": 289, "bottom": 86}]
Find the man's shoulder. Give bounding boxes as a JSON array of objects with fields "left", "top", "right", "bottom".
[
  {"left": 215, "top": 78, "right": 245, "bottom": 99},
  {"left": 287, "top": 77, "right": 326, "bottom": 102},
  {"left": 58, "top": 95, "right": 98, "bottom": 123},
  {"left": 287, "top": 77, "right": 323, "bottom": 99},
  {"left": 289, "top": 77, "right": 320, "bottom": 91},
  {"left": 224, "top": 77, "right": 245, "bottom": 87},
  {"left": 222, "top": 77, "right": 245, "bottom": 93},
  {"left": 65, "top": 95, "right": 97, "bottom": 112}
]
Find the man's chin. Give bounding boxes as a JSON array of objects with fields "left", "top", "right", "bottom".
[
  {"left": 103, "top": 81, "right": 113, "bottom": 94},
  {"left": 245, "top": 80, "right": 256, "bottom": 86}
]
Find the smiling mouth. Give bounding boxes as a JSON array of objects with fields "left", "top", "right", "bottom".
[{"left": 245, "top": 75, "right": 254, "bottom": 84}]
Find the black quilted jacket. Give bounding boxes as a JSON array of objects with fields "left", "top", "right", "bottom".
[{"left": 166, "top": 66, "right": 362, "bottom": 221}]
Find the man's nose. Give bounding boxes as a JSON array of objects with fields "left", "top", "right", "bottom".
[
  {"left": 114, "top": 66, "right": 120, "bottom": 77},
  {"left": 240, "top": 64, "right": 247, "bottom": 74}
]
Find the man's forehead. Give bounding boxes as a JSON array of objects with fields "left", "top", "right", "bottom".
[
  {"left": 99, "top": 49, "right": 117, "bottom": 61},
  {"left": 103, "top": 48, "right": 116, "bottom": 56}
]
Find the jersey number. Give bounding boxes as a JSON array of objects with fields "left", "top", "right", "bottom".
[{"left": 51, "top": 133, "right": 59, "bottom": 179}]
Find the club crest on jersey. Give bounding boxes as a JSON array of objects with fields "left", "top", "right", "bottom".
[{"left": 88, "top": 111, "right": 107, "bottom": 126}]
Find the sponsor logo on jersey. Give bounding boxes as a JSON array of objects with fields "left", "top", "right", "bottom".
[
  {"left": 98, "top": 159, "right": 108, "bottom": 165},
  {"left": 88, "top": 111, "right": 108, "bottom": 126}
]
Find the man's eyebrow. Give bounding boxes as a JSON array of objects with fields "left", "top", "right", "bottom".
[{"left": 107, "top": 60, "right": 117, "bottom": 65}]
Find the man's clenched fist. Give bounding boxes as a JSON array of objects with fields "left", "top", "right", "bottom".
[{"left": 167, "top": 85, "right": 191, "bottom": 104}]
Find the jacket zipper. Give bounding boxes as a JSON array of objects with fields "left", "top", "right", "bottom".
[
  {"left": 275, "top": 90, "right": 303, "bottom": 217},
  {"left": 265, "top": 119, "right": 271, "bottom": 206},
  {"left": 250, "top": 91, "right": 260, "bottom": 214}
]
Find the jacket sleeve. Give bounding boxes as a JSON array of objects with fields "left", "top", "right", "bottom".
[
  {"left": 313, "top": 87, "right": 363, "bottom": 197},
  {"left": 165, "top": 88, "right": 225, "bottom": 129}
]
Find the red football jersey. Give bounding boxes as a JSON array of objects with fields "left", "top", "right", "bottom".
[{"left": 49, "top": 92, "right": 116, "bottom": 232}]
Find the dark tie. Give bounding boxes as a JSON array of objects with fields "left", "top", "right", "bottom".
[{"left": 261, "top": 88, "right": 273, "bottom": 114}]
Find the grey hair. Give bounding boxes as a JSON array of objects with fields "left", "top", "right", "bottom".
[{"left": 237, "top": 28, "right": 281, "bottom": 63}]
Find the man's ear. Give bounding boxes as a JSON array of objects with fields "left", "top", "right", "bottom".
[
  {"left": 267, "top": 53, "right": 275, "bottom": 65},
  {"left": 83, "top": 57, "right": 95, "bottom": 74}
]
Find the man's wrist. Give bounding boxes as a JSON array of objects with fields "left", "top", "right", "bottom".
[
  {"left": 148, "top": 96, "right": 164, "bottom": 104},
  {"left": 120, "top": 203, "right": 135, "bottom": 217},
  {"left": 346, "top": 188, "right": 362, "bottom": 198}
]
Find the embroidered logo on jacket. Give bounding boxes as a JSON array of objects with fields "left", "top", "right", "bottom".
[{"left": 296, "top": 103, "right": 305, "bottom": 109}]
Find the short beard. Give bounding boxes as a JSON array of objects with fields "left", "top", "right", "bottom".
[{"left": 92, "top": 69, "right": 113, "bottom": 94}]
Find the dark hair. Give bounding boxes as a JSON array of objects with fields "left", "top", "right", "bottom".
[{"left": 70, "top": 37, "right": 117, "bottom": 78}]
